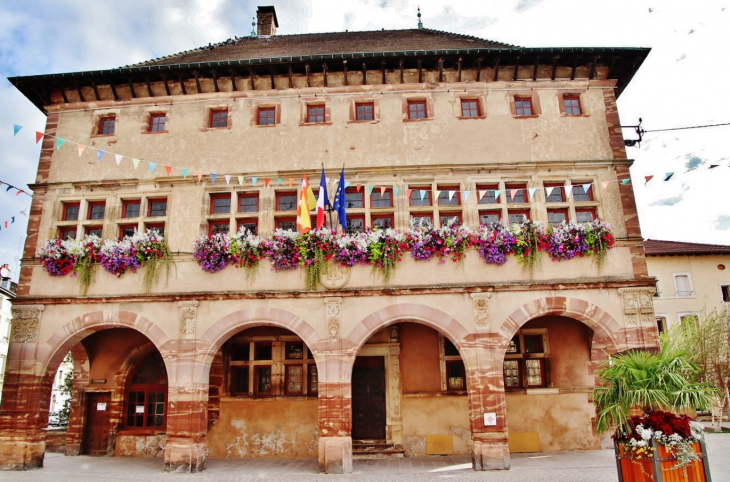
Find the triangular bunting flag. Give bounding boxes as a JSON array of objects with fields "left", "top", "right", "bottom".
[
  {"left": 478, "top": 190, "right": 486, "bottom": 201},
  {"left": 601, "top": 181, "right": 610, "bottom": 189},
  {"left": 225, "top": 175, "right": 231, "bottom": 185},
  {"left": 165, "top": 166, "right": 173, "bottom": 176},
  {"left": 380, "top": 186, "right": 386, "bottom": 196},
  {"left": 252, "top": 177, "right": 257, "bottom": 186},
  {"left": 15, "top": 190, "right": 23, "bottom": 196},
  {"left": 56, "top": 138, "right": 65, "bottom": 150},
  {"left": 448, "top": 190, "right": 455, "bottom": 201},
  {"left": 20, "top": 209, "right": 27, "bottom": 216},
  {"left": 548, "top": 186, "right": 558, "bottom": 197},
  {"left": 582, "top": 183, "right": 591, "bottom": 193},
  {"left": 13, "top": 124, "right": 22, "bottom": 136},
  {"left": 97, "top": 150, "right": 105, "bottom": 162},
  {"left": 277, "top": 178, "right": 282, "bottom": 185},
  {"left": 238, "top": 176, "right": 244, "bottom": 186},
  {"left": 77, "top": 145, "right": 86, "bottom": 157},
  {"left": 621, "top": 179, "right": 631, "bottom": 185},
  {"left": 709, "top": 165, "right": 719, "bottom": 169},
  {"left": 664, "top": 173, "right": 674, "bottom": 181},
  {"left": 509, "top": 189, "right": 518, "bottom": 201},
  {"left": 211, "top": 173, "right": 217, "bottom": 184},
  {"left": 289, "top": 178, "right": 294, "bottom": 187},
  {"left": 528, "top": 188, "right": 537, "bottom": 199},
  {"left": 644, "top": 175, "right": 654, "bottom": 184},
  {"left": 11, "top": 217, "right": 14, "bottom": 223},
  {"left": 419, "top": 190, "right": 426, "bottom": 201},
  {"left": 6, "top": 185, "right": 12, "bottom": 192},
  {"left": 565, "top": 185, "right": 572, "bottom": 199},
  {"left": 393, "top": 188, "right": 400, "bottom": 198},
  {"left": 345, "top": 181, "right": 351, "bottom": 189},
  {"left": 148, "top": 162, "right": 156, "bottom": 173},
  {"left": 368, "top": 185, "right": 375, "bottom": 195},
  {"left": 434, "top": 190, "right": 441, "bottom": 200},
  {"left": 357, "top": 183, "right": 362, "bottom": 192},
  {"left": 133, "top": 158, "right": 141, "bottom": 169},
  {"left": 264, "top": 178, "right": 270, "bottom": 187},
  {"left": 197, "top": 171, "right": 203, "bottom": 182},
  {"left": 406, "top": 189, "right": 412, "bottom": 199},
  {"left": 115, "top": 154, "right": 123, "bottom": 166},
  {"left": 35, "top": 131, "right": 44, "bottom": 143},
  {"left": 494, "top": 189, "right": 501, "bottom": 199},
  {"left": 181, "top": 169, "right": 188, "bottom": 179}
]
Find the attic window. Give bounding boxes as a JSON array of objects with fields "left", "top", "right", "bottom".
[{"left": 100, "top": 116, "right": 116, "bottom": 135}]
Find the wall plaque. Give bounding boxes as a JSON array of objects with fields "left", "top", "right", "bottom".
[{"left": 90, "top": 379, "right": 106, "bottom": 384}]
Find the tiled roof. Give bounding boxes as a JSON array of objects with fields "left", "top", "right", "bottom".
[
  {"left": 127, "top": 28, "right": 517, "bottom": 68},
  {"left": 644, "top": 239, "right": 730, "bottom": 256}
]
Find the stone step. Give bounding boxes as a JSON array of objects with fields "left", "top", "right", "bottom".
[{"left": 353, "top": 440, "right": 405, "bottom": 459}]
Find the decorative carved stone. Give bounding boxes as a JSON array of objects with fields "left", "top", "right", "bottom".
[
  {"left": 389, "top": 325, "right": 399, "bottom": 342},
  {"left": 470, "top": 293, "right": 492, "bottom": 327},
  {"left": 10, "top": 305, "right": 44, "bottom": 343},
  {"left": 319, "top": 262, "right": 351, "bottom": 290},
  {"left": 618, "top": 288, "right": 656, "bottom": 325},
  {"left": 324, "top": 297, "right": 342, "bottom": 340},
  {"left": 388, "top": 347, "right": 402, "bottom": 418},
  {"left": 178, "top": 301, "right": 199, "bottom": 335}
]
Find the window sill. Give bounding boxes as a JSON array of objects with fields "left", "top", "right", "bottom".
[
  {"left": 456, "top": 115, "right": 487, "bottom": 120},
  {"left": 200, "top": 126, "right": 233, "bottom": 132},
  {"left": 221, "top": 395, "right": 318, "bottom": 401},
  {"left": 141, "top": 130, "right": 169, "bottom": 135},
  {"left": 118, "top": 428, "right": 166, "bottom": 436},
  {"left": 299, "top": 122, "right": 332, "bottom": 127},
  {"left": 253, "top": 123, "right": 277, "bottom": 128},
  {"left": 560, "top": 114, "right": 591, "bottom": 118},
  {"left": 403, "top": 118, "right": 433, "bottom": 123},
  {"left": 526, "top": 388, "right": 559, "bottom": 395},
  {"left": 90, "top": 134, "right": 117, "bottom": 140},
  {"left": 347, "top": 120, "right": 380, "bottom": 125},
  {"left": 512, "top": 115, "right": 540, "bottom": 119}
]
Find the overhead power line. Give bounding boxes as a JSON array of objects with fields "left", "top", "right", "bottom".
[{"left": 644, "top": 122, "right": 730, "bottom": 133}]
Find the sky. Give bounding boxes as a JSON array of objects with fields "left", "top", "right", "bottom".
[{"left": 1, "top": 0, "right": 728, "bottom": 281}]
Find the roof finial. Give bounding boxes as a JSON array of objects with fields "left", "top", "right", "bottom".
[
  {"left": 417, "top": 7, "right": 423, "bottom": 29},
  {"left": 251, "top": 16, "right": 256, "bottom": 37}
]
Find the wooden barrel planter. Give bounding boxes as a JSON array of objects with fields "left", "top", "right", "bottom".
[{"left": 615, "top": 439, "right": 712, "bottom": 482}]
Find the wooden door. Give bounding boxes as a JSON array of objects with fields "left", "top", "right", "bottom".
[
  {"left": 83, "top": 392, "right": 111, "bottom": 455},
  {"left": 351, "top": 356, "right": 386, "bottom": 440}
]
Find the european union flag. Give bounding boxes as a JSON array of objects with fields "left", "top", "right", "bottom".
[{"left": 332, "top": 167, "right": 347, "bottom": 231}]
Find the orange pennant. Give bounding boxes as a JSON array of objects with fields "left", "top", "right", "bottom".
[
  {"left": 77, "top": 145, "right": 86, "bottom": 157},
  {"left": 406, "top": 189, "right": 412, "bottom": 199},
  {"left": 380, "top": 186, "right": 386, "bottom": 196},
  {"left": 357, "top": 183, "right": 362, "bottom": 192},
  {"left": 35, "top": 131, "right": 44, "bottom": 144},
  {"left": 289, "top": 178, "right": 294, "bottom": 187},
  {"left": 644, "top": 175, "right": 654, "bottom": 184},
  {"left": 196, "top": 171, "right": 203, "bottom": 182},
  {"left": 478, "top": 189, "right": 486, "bottom": 200},
  {"left": 165, "top": 166, "right": 172, "bottom": 176},
  {"left": 264, "top": 178, "right": 270, "bottom": 187},
  {"left": 509, "top": 189, "right": 518, "bottom": 200}
]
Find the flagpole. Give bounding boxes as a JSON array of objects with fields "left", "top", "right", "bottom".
[{"left": 323, "top": 163, "right": 334, "bottom": 232}]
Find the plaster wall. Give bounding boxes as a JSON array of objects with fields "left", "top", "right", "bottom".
[{"left": 647, "top": 254, "right": 730, "bottom": 327}]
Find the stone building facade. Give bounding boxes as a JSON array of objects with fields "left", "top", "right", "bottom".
[{"left": 1, "top": 7, "right": 657, "bottom": 474}]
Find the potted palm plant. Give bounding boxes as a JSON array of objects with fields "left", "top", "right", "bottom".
[{"left": 593, "top": 339, "right": 718, "bottom": 482}]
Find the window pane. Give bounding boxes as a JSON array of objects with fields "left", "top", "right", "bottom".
[
  {"left": 371, "top": 191, "right": 392, "bottom": 208},
  {"left": 86, "top": 228, "right": 102, "bottom": 238},
  {"left": 233, "top": 367, "right": 249, "bottom": 394},
  {"left": 257, "top": 367, "right": 271, "bottom": 393},
  {"left": 372, "top": 216, "right": 392, "bottom": 229},
  {"left": 346, "top": 218, "right": 364, "bottom": 234},
  {"left": 211, "top": 111, "right": 228, "bottom": 128},
  {"left": 278, "top": 195, "right": 297, "bottom": 211},
  {"left": 411, "top": 215, "right": 432, "bottom": 229},
  {"left": 545, "top": 186, "right": 564, "bottom": 202},
  {"left": 504, "top": 360, "right": 520, "bottom": 388},
  {"left": 345, "top": 191, "right": 364, "bottom": 208},
  {"left": 211, "top": 223, "right": 229, "bottom": 235},
  {"left": 259, "top": 108, "right": 275, "bottom": 126},
  {"left": 523, "top": 335, "right": 544, "bottom": 354},
  {"left": 150, "top": 116, "right": 166, "bottom": 132},
  {"left": 408, "top": 102, "right": 426, "bottom": 119},
  {"left": 308, "top": 106, "right": 325, "bottom": 123},
  {"left": 286, "top": 343, "right": 303, "bottom": 359},
  {"left": 356, "top": 103, "right": 374, "bottom": 121},
  {"left": 124, "top": 203, "right": 140, "bottom": 218},
  {"left": 478, "top": 189, "right": 498, "bottom": 205},
  {"left": 120, "top": 226, "right": 136, "bottom": 238},
  {"left": 149, "top": 201, "right": 167, "bottom": 216},
  {"left": 515, "top": 99, "right": 532, "bottom": 116},
  {"left": 101, "top": 118, "right": 115, "bottom": 135},
  {"left": 675, "top": 275, "right": 691, "bottom": 296},
  {"left": 238, "top": 222, "right": 258, "bottom": 235},
  {"left": 444, "top": 338, "right": 459, "bottom": 356},
  {"left": 60, "top": 228, "right": 77, "bottom": 240},
  {"left": 212, "top": 197, "right": 231, "bottom": 214},
  {"left": 548, "top": 210, "right": 568, "bottom": 226},
  {"left": 255, "top": 344, "right": 272, "bottom": 360},
  {"left": 446, "top": 361, "right": 465, "bottom": 390},
  {"left": 508, "top": 212, "right": 528, "bottom": 224},
  {"left": 572, "top": 185, "right": 591, "bottom": 201},
  {"left": 146, "top": 225, "right": 164, "bottom": 237},
  {"left": 461, "top": 100, "right": 479, "bottom": 117},
  {"left": 65, "top": 205, "right": 80, "bottom": 221},
  {"left": 480, "top": 212, "right": 501, "bottom": 225},
  {"left": 286, "top": 365, "right": 303, "bottom": 394},
  {"left": 506, "top": 187, "right": 525, "bottom": 203},
  {"left": 525, "top": 359, "right": 544, "bottom": 387},
  {"left": 239, "top": 195, "right": 258, "bottom": 212},
  {"left": 506, "top": 337, "right": 520, "bottom": 354},
  {"left": 576, "top": 210, "right": 596, "bottom": 223},
  {"left": 278, "top": 220, "right": 297, "bottom": 231},
  {"left": 438, "top": 190, "right": 459, "bottom": 206},
  {"left": 410, "top": 190, "right": 430, "bottom": 206},
  {"left": 231, "top": 344, "right": 250, "bottom": 361},
  {"left": 309, "top": 366, "right": 318, "bottom": 393},
  {"left": 89, "top": 204, "right": 105, "bottom": 220},
  {"left": 440, "top": 215, "right": 461, "bottom": 227}
]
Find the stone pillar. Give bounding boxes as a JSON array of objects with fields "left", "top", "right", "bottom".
[
  {"left": 163, "top": 301, "right": 208, "bottom": 473},
  {"left": 317, "top": 297, "right": 353, "bottom": 474},
  {"left": 0, "top": 305, "right": 49, "bottom": 470},
  {"left": 64, "top": 344, "right": 90, "bottom": 456},
  {"left": 467, "top": 294, "right": 510, "bottom": 470}
]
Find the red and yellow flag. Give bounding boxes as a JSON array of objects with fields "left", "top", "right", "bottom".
[{"left": 297, "top": 173, "right": 317, "bottom": 233}]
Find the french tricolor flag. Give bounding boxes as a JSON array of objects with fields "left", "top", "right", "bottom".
[{"left": 316, "top": 167, "right": 329, "bottom": 229}]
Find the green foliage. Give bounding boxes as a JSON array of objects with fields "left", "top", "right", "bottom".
[
  {"left": 593, "top": 337, "right": 719, "bottom": 435},
  {"left": 139, "top": 241, "right": 174, "bottom": 294},
  {"left": 57, "top": 352, "right": 74, "bottom": 426},
  {"left": 662, "top": 307, "right": 730, "bottom": 416}
]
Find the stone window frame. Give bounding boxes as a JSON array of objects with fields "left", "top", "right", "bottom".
[
  {"left": 202, "top": 103, "right": 233, "bottom": 131},
  {"left": 472, "top": 179, "right": 535, "bottom": 227},
  {"left": 225, "top": 334, "right": 317, "bottom": 399},
  {"left": 90, "top": 109, "right": 121, "bottom": 138},
  {"left": 455, "top": 93, "right": 487, "bottom": 120},
  {"left": 503, "top": 328, "right": 550, "bottom": 391},
  {"left": 557, "top": 90, "right": 591, "bottom": 117},
  {"left": 540, "top": 179, "right": 600, "bottom": 225},
  {"left": 141, "top": 107, "right": 170, "bottom": 135},
  {"left": 348, "top": 96, "right": 381, "bottom": 124},
  {"left": 401, "top": 93, "right": 434, "bottom": 122},
  {"left": 54, "top": 198, "right": 109, "bottom": 240},
  {"left": 204, "top": 189, "right": 261, "bottom": 237},
  {"left": 299, "top": 98, "right": 332, "bottom": 126},
  {"left": 508, "top": 91, "right": 542, "bottom": 118},
  {"left": 250, "top": 100, "right": 281, "bottom": 127},
  {"left": 111, "top": 194, "right": 170, "bottom": 240}
]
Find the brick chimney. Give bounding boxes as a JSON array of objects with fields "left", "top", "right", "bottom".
[{"left": 257, "top": 6, "right": 278, "bottom": 36}]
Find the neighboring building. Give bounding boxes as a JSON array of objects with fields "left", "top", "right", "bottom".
[
  {"left": 48, "top": 354, "right": 74, "bottom": 422},
  {"left": 1, "top": 6, "right": 657, "bottom": 474},
  {"left": 0, "top": 265, "right": 17, "bottom": 406},
  {"left": 645, "top": 239, "right": 730, "bottom": 333}
]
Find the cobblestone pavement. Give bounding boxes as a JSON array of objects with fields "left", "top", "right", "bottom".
[{"left": 6, "top": 434, "right": 729, "bottom": 481}]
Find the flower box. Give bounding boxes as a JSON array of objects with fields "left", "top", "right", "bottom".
[{"left": 615, "top": 439, "right": 712, "bottom": 482}]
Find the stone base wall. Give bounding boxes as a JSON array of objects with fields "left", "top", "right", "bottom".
[
  {"left": 114, "top": 434, "right": 166, "bottom": 457},
  {"left": 44, "top": 430, "right": 66, "bottom": 453}
]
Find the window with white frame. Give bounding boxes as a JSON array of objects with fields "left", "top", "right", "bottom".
[
  {"left": 673, "top": 274, "right": 693, "bottom": 297},
  {"left": 721, "top": 285, "right": 730, "bottom": 303},
  {"left": 650, "top": 275, "right": 661, "bottom": 298}
]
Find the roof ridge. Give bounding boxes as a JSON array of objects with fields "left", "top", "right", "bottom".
[
  {"left": 645, "top": 239, "right": 730, "bottom": 247},
  {"left": 124, "top": 28, "right": 517, "bottom": 68}
]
